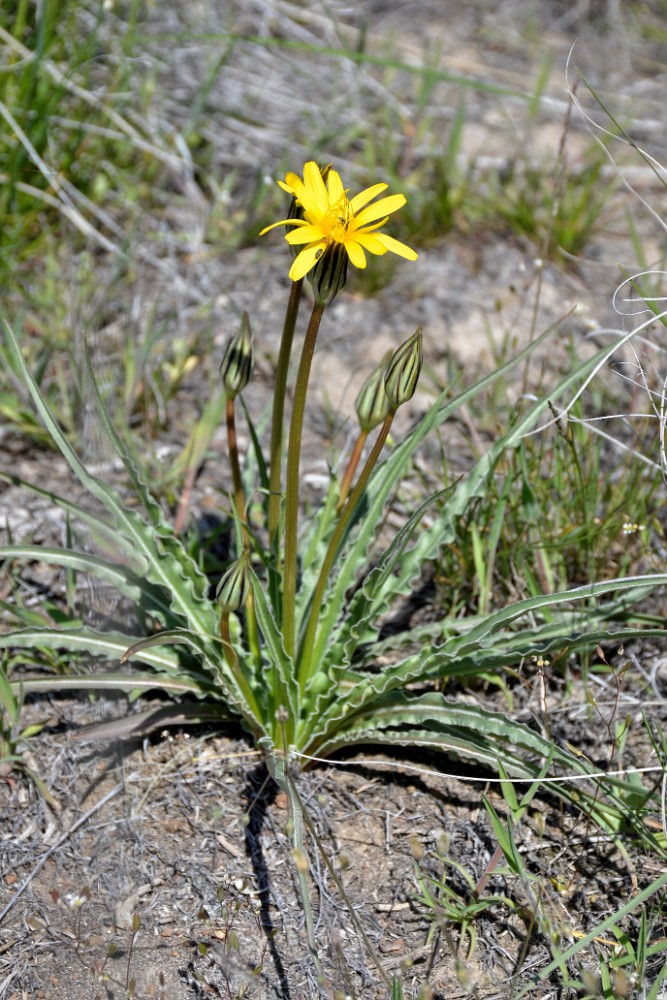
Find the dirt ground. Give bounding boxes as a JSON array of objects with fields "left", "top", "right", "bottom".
[{"left": 2, "top": 1, "right": 667, "bottom": 998}]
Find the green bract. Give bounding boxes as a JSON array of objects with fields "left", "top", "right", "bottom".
[
  {"left": 355, "top": 353, "right": 390, "bottom": 433},
  {"left": 384, "top": 327, "right": 423, "bottom": 408},
  {"left": 220, "top": 311, "right": 254, "bottom": 399}
]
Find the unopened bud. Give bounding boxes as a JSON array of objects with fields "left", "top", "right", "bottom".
[
  {"left": 355, "top": 354, "right": 390, "bottom": 432},
  {"left": 216, "top": 554, "right": 250, "bottom": 613},
  {"left": 308, "top": 241, "right": 348, "bottom": 306},
  {"left": 219, "top": 312, "right": 253, "bottom": 398},
  {"left": 384, "top": 328, "right": 423, "bottom": 409}
]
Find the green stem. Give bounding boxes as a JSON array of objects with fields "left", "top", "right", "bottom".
[
  {"left": 226, "top": 397, "right": 246, "bottom": 535},
  {"left": 219, "top": 612, "right": 262, "bottom": 731},
  {"left": 268, "top": 278, "right": 304, "bottom": 554},
  {"left": 226, "top": 397, "right": 260, "bottom": 665},
  {"left": 282, "top": 300, "right": 326, "bottom": 659},
  {"left": 297, "top": 410, "right": 395, "bottom": 695}
]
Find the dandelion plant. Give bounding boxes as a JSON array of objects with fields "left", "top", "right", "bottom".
[{"left": 1, "top": 159, "right": 666, "bottom": 846}]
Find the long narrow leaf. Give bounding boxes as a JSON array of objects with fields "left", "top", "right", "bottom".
[
  {"left": 248, "top": 568, "right": 298, "bottom": 722},
  {"left": 0, "top": 544, "right": 173, "bottom": 622},
  {"left": 2, "top": 321, "right": 219, "bottom": 640},
  {"left": 309, "top": 331, "right": 614, "bottom": 675},
  {"left": 0, "top": 626, "right": 198, "bottom": 675}
]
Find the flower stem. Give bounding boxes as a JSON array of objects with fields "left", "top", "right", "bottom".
[
  {"left": 219, "top": 612, "right": 262, "bottom": 731},
  {"left": 297, "top": 410, "right": 395, "bottom": 695},
  {"left": 226, "top": 397, "right": 246, "bottom": 535},
  {"left": 336, "top": 429, "right": 368, "bottom": 511},
  {"left": 282, "top": 300, "right": 326, "bottom": 658},
  {"left": 226, "top": 397, "right": 260, "bottom": 665},
  {"left": 268, "top": 278, "right": 303, "bottom": 555}
]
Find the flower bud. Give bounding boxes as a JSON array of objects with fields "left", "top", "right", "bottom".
[
  {"left": 215, "top": 554, "right": 250, "bottom": 613},
  {"left": 384, "top": 328, "right": 423, "bottom": 409},
  {"left": 219, "top": 312, "right": 253, "bottom": 398},
  {"left": 308, "top": 241, "right": 348, "bottom": 306},
  {"left": 355, "top": 354, "right": 390, "bottom": 432}
]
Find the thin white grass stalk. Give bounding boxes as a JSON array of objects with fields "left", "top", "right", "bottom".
[
  {"left": 564, "top": 48, "right": 667, "bottom": 473},
  {"left": 565, "top": 416, "right": 661, "bottom": 471},
  {"left": 0, "top": 98, "right": 201, "bottom": 292},
  {"left": 613, "top": 271, "right": 667, "bottom": 315},
  {"left": 519, "top": 310, "right": 667, "bottom": 442},
  {"left": 290, "top": 750, "right": 665, "bottom": 786},
  {"left": 0, "top": 24, "right": 187, "bottom": 172},
  {"left": 661, "top": 376, "right": 667, "bottom": 483},
  {"left": 566, "top": 45, "right": 667, "bottom": 235}
]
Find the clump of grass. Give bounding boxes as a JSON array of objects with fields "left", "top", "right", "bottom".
[
  {"left": 484, "top": 145, "right": 612, "bottom": 258},
  {"left": 410, "top": 750, "right": 667, "bottom": 999},
  {"left": 430, "top": 382, "right": 662, "bottom": 623}
]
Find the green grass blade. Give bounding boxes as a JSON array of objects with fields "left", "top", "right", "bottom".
[{"left": 511, "top": 869, "right": 667, "bottom": 999}]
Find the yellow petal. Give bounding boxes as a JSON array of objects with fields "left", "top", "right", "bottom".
[
  {"left": 354, "top": 193, "right": 406, "bottom": 228},
  {"left": 259, "top": 218, "right": 307, "bottom": 236},
  {"left": 285, "top": 225, "right": 326, "bottom": 245},
  {"left": 349, "top": 183, "right": 388, "bottom": 214},
  {"left": 375, "top": 233, "right": 418, "bottom": 260},
  {"left": 353, "top": 231, "right": 389, "bottom": 256},
  {"left": 303, "top": 162, "right": 329, "bottom": 215},
  {"left": 288, "top": 177, "right": 321, "bottom": 218},
  {"left": 353, "top": 216, "right": 388, "bottom": 236},
  {"left": 345, "top": 240, "right": 367, "bottom": 269},
  {"left": 326, "top": 168, "right": 345, "bottom": 204},
  {"left": 289, "top": 244, "right": 324, "bottom": 281}
]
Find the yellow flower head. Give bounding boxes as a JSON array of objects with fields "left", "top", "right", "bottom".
[{"left": 260, "top": 161, "right": 418, "bottom": 281}]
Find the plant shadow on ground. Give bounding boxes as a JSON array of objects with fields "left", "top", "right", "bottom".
[
  {"left": 242, "top": 763, "right": 293, "bottom": 999},
  {"left": 3, "top": 690, "right": 665, "bottom": 998}
]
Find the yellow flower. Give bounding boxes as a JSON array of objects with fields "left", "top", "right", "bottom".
[{"left": 260, "top": 161, "right": 418, "bottom": 281}]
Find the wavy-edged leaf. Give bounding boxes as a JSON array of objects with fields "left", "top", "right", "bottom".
[
  {"left": 304, "top": 620, "right": 667, "bottom": 748},
  {"left": 147, "top": 625, "right": 266, "bottom": 737},
  {"left": 0, "top": 544, "right": 173, "bottom": 623},
  {"left": 299, "top": 487, "right": 448, "bottom": 733},
  {"left": 3, "top": 322, "right": 219, "bottom": 641},
  {"left": 459, "top": 573, "right": 667, "bottom": 644},
  {"left": 2, "top": 623, "right": 260, "bottom": 734},
  {"left": 307, "top": 330, "right": 614, "bottom": 677},
  {"left": 120, "top": 629, "right": 207, "bottom": 662},
  {"left": 309, "top": 691, "right": 644, "bottom": 832},
  {"left": 0, "top": 625, "right": 206, "bottom": 676},
  {"left": 312, "top": 691, "right": 584, "bottom": 773},
  {"left": 333, "top": 487, "right": 452, "bottom": 671},
  {"left": 8, "top": 671, "right": 208, "bottom": 696},
  {"left": 248, "top": 568, "right": 298, "bottom": 723}
]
